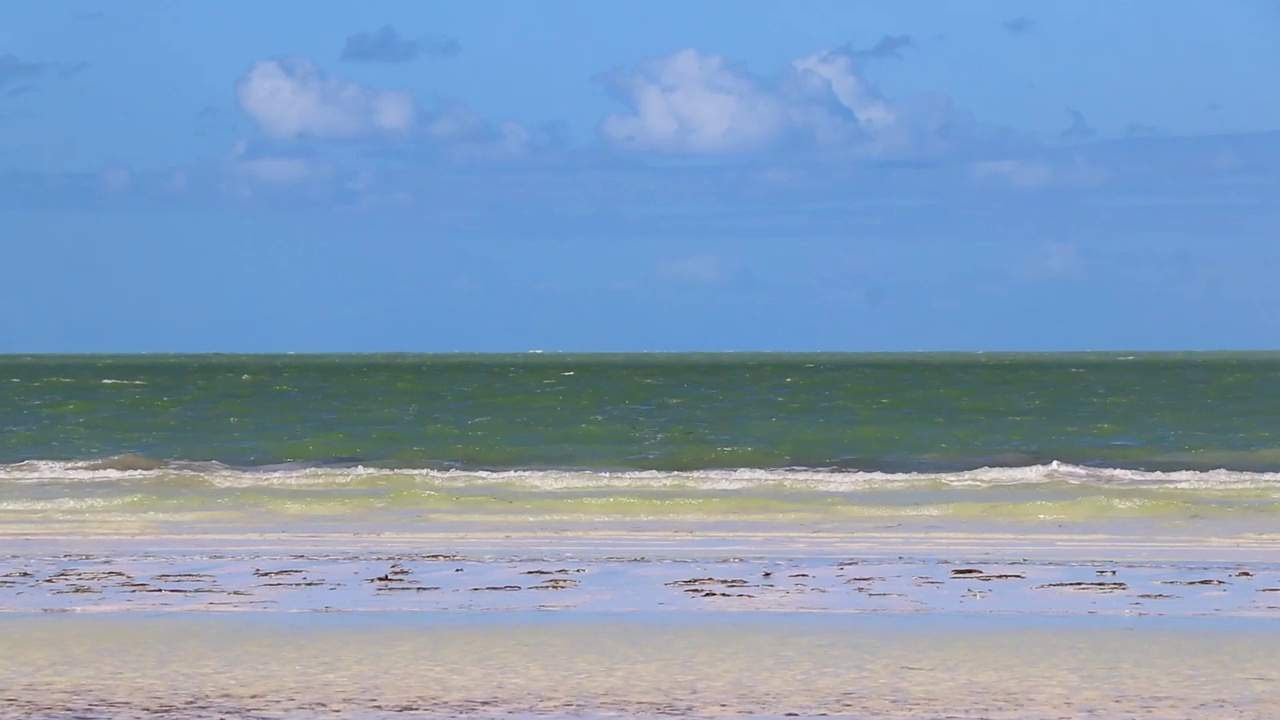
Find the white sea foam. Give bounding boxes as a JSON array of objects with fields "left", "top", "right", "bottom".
[
  {"left": 0, "top": 496, "right": 133, "bottom": 511},
  {"left": 3, "top": 458, "right": 1280, "bottom": 493}
]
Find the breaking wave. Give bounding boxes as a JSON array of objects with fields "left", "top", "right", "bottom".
[{"left": 4, "top": 455, "right": 1280, "bottom": 493}]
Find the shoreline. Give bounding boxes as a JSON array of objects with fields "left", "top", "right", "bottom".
[
  {"left": 4, "top": 527, "right": 1278, "bottom": 617},
  {"left": 6, "top": 525, "right": 1279, "bottom": 716},
  {"left": 6, "top": 523, "right": 1280, "bottom": 561}
]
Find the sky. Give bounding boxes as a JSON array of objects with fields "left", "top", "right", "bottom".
[{"left": 1, "top": 1, "right": 1278, "bottom": 352}]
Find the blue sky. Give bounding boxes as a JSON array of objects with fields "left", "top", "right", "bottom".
[{"left": 2, "top": 1, "right": 1278, "bottom": 352}]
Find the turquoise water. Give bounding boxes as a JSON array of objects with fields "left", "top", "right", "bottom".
[{"left": 3, "top": 353, "right": 1280, "bottom": 528}]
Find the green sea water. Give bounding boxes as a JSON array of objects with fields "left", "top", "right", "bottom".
[{"left": 3, "top": 353, "right": 1280, "bottom": 529}]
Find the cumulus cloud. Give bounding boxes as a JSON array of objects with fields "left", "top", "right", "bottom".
[
  {"left": 340, "top": 25, "right": 460, "bottom": 64},
  {"left": 598, "top": 49, "right": 789, "bottom": 154},
  {"left": 237, "top": 57, "right": 415, "bottom": 141},
  {"left": 791, "top": 48, "right": 902, "bottom": 143},
  {"left": 235, "top": 56, "right": 529, "bottom": 161},
  {"left": 598, "top": 46, "right": 967, "bottom": 158}
]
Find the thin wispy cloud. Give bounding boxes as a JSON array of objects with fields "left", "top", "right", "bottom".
[
  {"left": 56, "top": 61, "right": 88, "bottom": 79},
  {"left": 1059, "top": 108, "right": 1096, "bottom": 141},
  {"left": 418, "top": 34, "right": 462, "bottom": 60},
  {"left": 657, "top": 254, "right": 734, "bottom": 286},
  {"left": 97, "top": 162, "right": 132, "bottom": 193},
  {"left": 0, "top": 55, "right": 86, "bottom": 93},
  {"left": 852, "top": 34, "right": 916, "bottom": 61},
  {"left": 194, "top": 105, "right": 237, "bottom": 138},
  {"left": 227, "top": 140, "right": 336, "bottom": 188},
  {"left": 1002, "top": 17, "right": 1035, "bottom": 34},
  {"left": 0, "top": 55, "right": 49, "bottom": 88},
  {"left": 340, "top": 25, "right": 460, "bottom": 64}
]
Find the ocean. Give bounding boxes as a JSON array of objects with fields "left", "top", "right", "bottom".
[
  {"left": 4, "top": 352, "right": 1280, "bottom": 534},
  {"left": 6, "top": 353, "right": 1280, "bottom": 718}
]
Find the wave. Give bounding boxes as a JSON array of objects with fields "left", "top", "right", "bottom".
[
  {"left": 0, "top": 493, "right": 1268, "bottom": 523},
  {"left": 5, "top": 455, "right": 1280, "bottom": 492},
  {"left": 4, "top": 456, "right": 1278, "bottom": 527}
]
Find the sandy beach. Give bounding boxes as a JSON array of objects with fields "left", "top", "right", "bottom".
[
  {"left": 3, "top": 523, "right": 1280, "bottom": 718},
  {"left": 2, "top": 612, "right": 1278, "bottom": 719}
]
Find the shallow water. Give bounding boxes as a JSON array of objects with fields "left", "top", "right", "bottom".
[{"left": 7, "top": 352, "right": 1280, "bottom": 533}]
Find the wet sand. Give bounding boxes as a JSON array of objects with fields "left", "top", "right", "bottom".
[
  {"left": 4, "top": 525, "right": 1280, "bottom": 717},
  {"left": 3, "top": 527, "right": 1279, "bottom": 616},
  {"left": 2, "top": 546, "right": 1278, "bottom": 616},
  {"left": 1, "top": 613, "right": 1278, "bottom": 719}
]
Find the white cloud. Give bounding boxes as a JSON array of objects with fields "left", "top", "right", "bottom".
[
  {"left": 237, "top": 57, "right": 415, "bottom": 140},
  {"left": 971, "top": 155, "right": 1109, "bottom": 190},
  {"left": 600, "top": 49, "right": 788, "bottom": 154},
  {"left": 234, "top": 58, "right": 532, "bottom": 164},
  {"left": 226, "top": 140, "right": 335, "bottom": 188},
  {"left": 599, "top": 47, "right": 968, "bottom": 157},
  {"left": 790, "top": 49, "right": 896, "bottom": 134}
]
